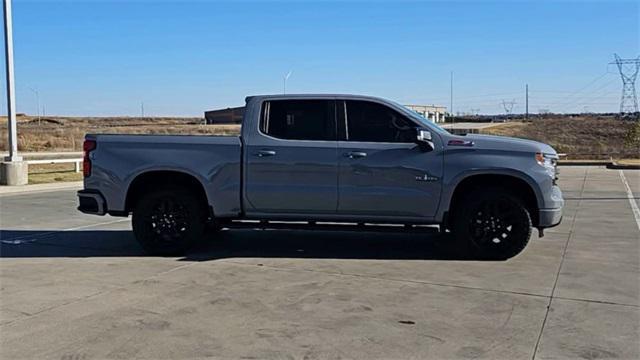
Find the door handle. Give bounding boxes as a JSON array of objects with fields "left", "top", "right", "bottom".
[
  {"left": 256, "top": 150, "right": 276, "bottom": 157},
  {"left": 346, "top": 151, "right": 367, "bottom": 159}
]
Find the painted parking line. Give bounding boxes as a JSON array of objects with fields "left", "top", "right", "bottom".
[{"left": 619, "top": 170, "right": 640, "bottom": 231}]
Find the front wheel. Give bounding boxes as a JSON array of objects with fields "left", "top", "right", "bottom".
[
  {"left": 451, "top": 189, "right": 532, "bottom": 260},
  {"left": 132, "top": 188, "right": 206, "bottom": 256}
]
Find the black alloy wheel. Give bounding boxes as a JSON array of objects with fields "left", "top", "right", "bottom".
[
  {"left": 452, "top": 189, "right": 532, "bottom": 260},
  {"left": 132, "top": 188, "right": 205, "bottom": 255}
]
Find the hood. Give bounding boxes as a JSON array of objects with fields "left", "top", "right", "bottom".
[{"left": 451, "top": 134, "right": 557, "bottom": 155}]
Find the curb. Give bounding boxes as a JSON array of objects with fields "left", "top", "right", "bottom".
[
  {"left": 558, "top": 161, "right": 611, "bottom": 166},
  {"left": 0, "top": 181, "right": 83, "bottom": 196},
  {"left": 608, "top": 162, "right": 640, "bottom": 170},
  {"left": 558, "top": 161, "right": 640, "bottom": 169}
]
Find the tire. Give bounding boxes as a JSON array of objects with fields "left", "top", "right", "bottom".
[
  {"left": 451, "top": 188, "right": 532, "bottom": 260},
  {"left": 132, "top": 187, "right": 206, "bottom": 256}
]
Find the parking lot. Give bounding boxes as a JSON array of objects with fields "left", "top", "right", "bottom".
[{"left": 0, "top": 166, "right": 638, "bottom": 359}]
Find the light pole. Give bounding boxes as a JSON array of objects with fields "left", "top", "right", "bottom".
[
  {"left": 3, "top": 0, "right": 18, "bottom": 161},
  {"left": 1, "top": 0, "right": 27, "bottom": 185},
  {"left": 28, "top": 87, "right": 40, "bottom": 126}
]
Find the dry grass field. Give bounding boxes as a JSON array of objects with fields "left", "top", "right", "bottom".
[
  {"left": 0, "top": 116, "right": 243, "bottom": 183},
  {"left": 0, "top": 115, "right": 240, "bottom": 152},
  {"left": 28, "top": 163, "right": 83, "bottom": 184},
  {"left": 481, "top": 116, "right": 639, "bottom": 159},
  {"left": 0, "top": 114, "right": 636, "bottom": 184},
  {"left": 1, "top": 114, "right": 637, "bottom": 160}
]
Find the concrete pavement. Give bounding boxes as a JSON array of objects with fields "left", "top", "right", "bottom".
[
  {"left": 0, "top": 166, "right": 638, "bottom": 359},
  {"left": 0, "top": 181, "right": 82, "bottom": 196}
]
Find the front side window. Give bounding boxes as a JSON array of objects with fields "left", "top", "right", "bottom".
[
  {"left": 345, "top": 100, "right": 415, "bottom": 143},
  {"left": 260, "top": 100, "right": 335, "bottom": 141}
]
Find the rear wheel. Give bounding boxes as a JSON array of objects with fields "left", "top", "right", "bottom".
[
  {"left": 132, "top": 187, "right": 206, "bottom": 255},
  {"left": 451, "top": 188, "right": 532, "bottom": 260}
]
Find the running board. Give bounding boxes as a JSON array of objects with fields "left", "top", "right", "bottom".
[{"left": 221, "top": 220, "right": 440, "bottom": 234}]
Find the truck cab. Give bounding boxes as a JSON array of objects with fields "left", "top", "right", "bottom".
[{"left": 242, "top": 95, "right": 444, "bottom": 221}]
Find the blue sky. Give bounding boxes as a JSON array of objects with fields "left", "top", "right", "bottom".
[{"left": 1, "top": 0, "right": 638, "bottom": 116}]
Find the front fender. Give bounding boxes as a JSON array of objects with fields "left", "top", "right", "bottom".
[{"left": 436, "top": 168, "right": 544, "bottom": 222}]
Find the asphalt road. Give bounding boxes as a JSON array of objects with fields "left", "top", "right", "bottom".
[{"left": 1, "top": 166, "right": 639, "bottom": 359}]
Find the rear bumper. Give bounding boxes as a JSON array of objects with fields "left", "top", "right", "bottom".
[
  {"left": 538, "top": 207, "right": 563, "bottom": 228},
  {"left": 77, "top": 190, "right": 106, "bottom": 215}
]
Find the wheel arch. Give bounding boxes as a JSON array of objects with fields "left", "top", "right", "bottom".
[
  {"left": 125, "top": 170, "right": 210, "bottom": 213},
  {"left": 442, "top": 171, "right": 542, "bottom": 227}
]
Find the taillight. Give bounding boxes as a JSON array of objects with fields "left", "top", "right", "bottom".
[{"left": 83, "top": 139, "right": 96, "bottom": 177}]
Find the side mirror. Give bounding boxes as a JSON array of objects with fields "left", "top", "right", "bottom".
[{"left": 415, "top": 128, "right": 434, "bottom": 151}]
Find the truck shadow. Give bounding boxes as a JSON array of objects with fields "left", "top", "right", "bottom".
[{"left": 0, "top": 228, "right": 477, "bottom": 261}]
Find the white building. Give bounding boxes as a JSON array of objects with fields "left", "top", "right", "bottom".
[{"left": 404, "top": 104, "right": 447, "bottom": 123}]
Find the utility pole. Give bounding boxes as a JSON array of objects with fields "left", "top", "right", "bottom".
[
  {"left": 525, "top": 84, "right": 529, "bottom": 120},
  {"left": 28, "top": 87, "right": 40, "bottom": 126},
  {"left": 450, "top": 71, "right": 454, "bottom": 123},
  {"left": 1, "top": 0, "right": 27, "bottom": 185},
  {"left": 611, "top": 54, "right": 640, "bottom": 119},
  {"left": 141, "top": 101, "right": 145, "bottom": 118}
]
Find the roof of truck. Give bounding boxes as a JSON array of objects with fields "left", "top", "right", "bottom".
[{"left": 245, "top": 94, "right": 388, "bottom": 103}]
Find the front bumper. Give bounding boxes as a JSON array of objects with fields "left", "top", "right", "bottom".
[
  {"left": 538, "top": 207, "right": 562, "bottom": 228},
  {"left": 537, "top": 182, "right": 564, "bottom": 228},
  {"left": 77, "top": 190, "right": 106, "bottom": 215}
]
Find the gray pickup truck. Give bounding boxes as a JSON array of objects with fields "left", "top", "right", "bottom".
[{"left": 78, "top": 94, "right": 563, "bottom": 259}]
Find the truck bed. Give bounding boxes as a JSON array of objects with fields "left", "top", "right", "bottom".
[{"left": 84, "top": 134, "right": 242, "bottom": 217}]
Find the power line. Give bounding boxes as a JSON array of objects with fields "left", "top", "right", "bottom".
[
  {"left": 428, "top": 91, "right": 521, "bottom": 103},
  {"left": 551, "top": 77, "right": 618, "bottom": 111},
  {"left": 546, "top": 71, "right": 613, "bottom": 110}
]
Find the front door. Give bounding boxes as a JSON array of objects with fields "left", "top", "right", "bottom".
[
  {"left": 337, "top": 100, "right": 443, "bottom": 219},
  {"left": 245, "top": 99, "right": 338, "bottom": 214}
]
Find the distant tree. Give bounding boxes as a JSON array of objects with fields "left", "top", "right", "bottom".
[{"left": 624, "top": 121, "right": 640, "bottom": 154}]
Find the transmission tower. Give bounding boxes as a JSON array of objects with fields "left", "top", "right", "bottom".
[
  {"left": 502, "top": 99, "right": 516, "bottom": 114},
  {"left": 611, "top": 54, "right": 640, "bottom": 119}
]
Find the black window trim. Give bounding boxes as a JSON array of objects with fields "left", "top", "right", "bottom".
[{"left": 257, "top": 99, "right": 338, "bottom": 143}]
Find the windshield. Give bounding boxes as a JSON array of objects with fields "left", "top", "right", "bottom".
[
  {"left": 406, "top": 110, "right": 449, "bottom": 133},
  {"left": 386, "top": 100, "right": 450, "bottom": 134}
]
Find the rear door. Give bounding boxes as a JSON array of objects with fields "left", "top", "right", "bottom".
[
  {"left": 244, "top": 99, "right": 338, "bottom": 214},
  {"left": 337, "top": 100, "right": 443, "bottom": 219}
]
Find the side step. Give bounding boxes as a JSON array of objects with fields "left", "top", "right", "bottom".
[{"left": 220, "top": 220, "right": 440, "bottom": 234}]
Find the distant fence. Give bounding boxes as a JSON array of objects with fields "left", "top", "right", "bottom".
[{"left": 26, "top": 158, "right": 83, "bottom": 173}]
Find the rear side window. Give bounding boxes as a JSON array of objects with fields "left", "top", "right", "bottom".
[
  {"left": 260, "top": 100, "right": 335, "bottom": 141},
  {"left": 345, "top": 100, "right": 415, "bottom": 143}
]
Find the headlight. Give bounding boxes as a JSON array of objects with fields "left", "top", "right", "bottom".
[{"left": 536, "top": 152, "right": 558, "bottom": 183}]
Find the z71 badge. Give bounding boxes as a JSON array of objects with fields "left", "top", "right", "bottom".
[{"left": 415, "top": 174, "right": 439, "bottom": 182}]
